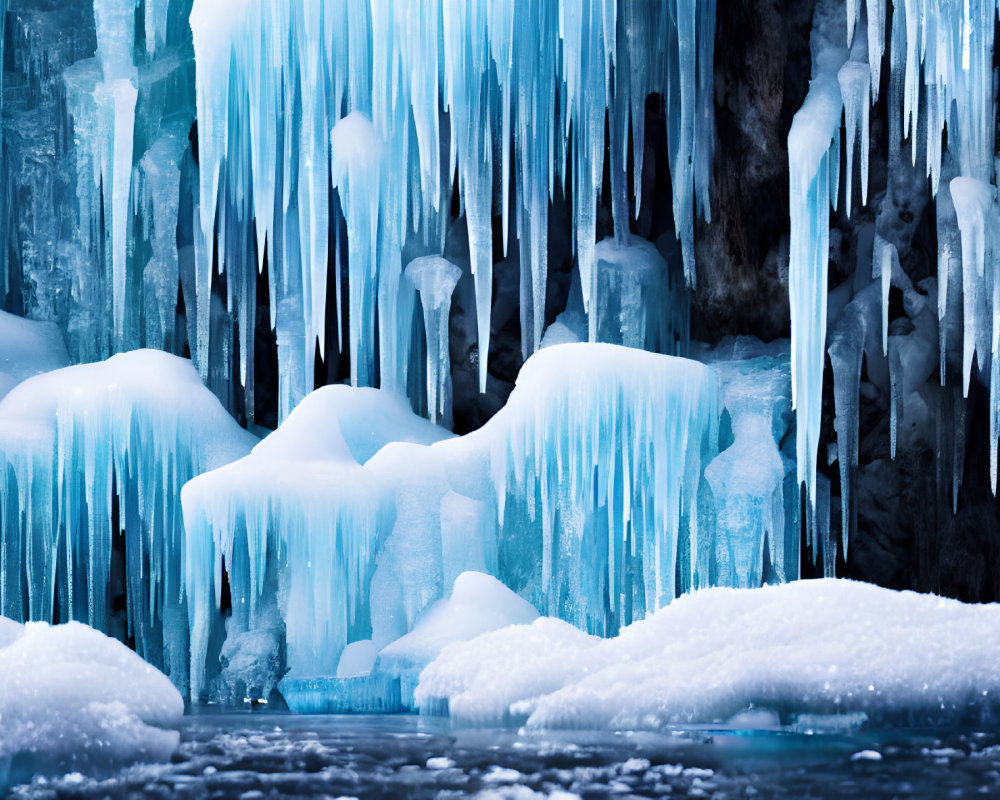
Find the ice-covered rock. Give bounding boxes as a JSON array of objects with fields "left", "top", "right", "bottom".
[
  {"left": 0, "top": 619, "right": 183, "bottom": 788},
  {"left": 417, "top": 579, "right": 1000, "bottom": 730},
  {"left": 183, "top": 384, "right": 453, "bottom": 700},
  {"left": 187, "top": 343, "right": 720, "bottom": 702}
]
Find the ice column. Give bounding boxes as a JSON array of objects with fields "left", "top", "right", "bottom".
[{"left": 703, "top": 341, "right": 793, "bottom": 587}]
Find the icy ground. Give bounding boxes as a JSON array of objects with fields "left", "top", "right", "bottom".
[{"left": 8, "top": 714, "right": 1000, "bottom": 799}]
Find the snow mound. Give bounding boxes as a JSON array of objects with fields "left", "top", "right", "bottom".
[
  {"left": 304, "top": 384, "right": 455, "bottom": 464},
  {"left": 417, "top": 579, "right": 1000, "bottom": 729},
  {"left": 0, "top": 620, "right": 183, "bottom": 788},
  {"left": 376, "top": 572, "right": 539, "bottom": 704}
]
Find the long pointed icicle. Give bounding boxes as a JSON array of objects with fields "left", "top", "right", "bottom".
[{"left": 787, "top": 0, "right": 848, "bottom": 514}]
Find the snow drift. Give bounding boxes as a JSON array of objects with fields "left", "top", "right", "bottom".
[{"left": 416, "top": 579, "right": 1000, "bottom": 730}]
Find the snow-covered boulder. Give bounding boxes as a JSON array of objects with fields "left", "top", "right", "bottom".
[
  {"left": 417, "top": 579, "right": 1000, "bottom": 729},
  {"left": 375, "top": 572, "right": 539, "bottom": 704},
  {"left": 0, "top": 620, "right": 184, "bottom": 788}
]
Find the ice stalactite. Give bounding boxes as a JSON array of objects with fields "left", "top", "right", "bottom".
[
  {"left": 787, "top": 0, "right": 848, "bottom": 522},
  {"left": 838, "top": 27, "right": 870, "bottom": 218},
  {"left": 950, "top": 178, "right": 996, "bottom": 397},
  {"left": 406, "top": 257, "right": 462, "bottom": 426},
  {"left": 828, "top": 282, "right": 882, "bottom": 553},
  {"left": 950, "top": 177, "right": 1000, "bottom": 491},
  {"left": 331, "top": 112, "right": 385, "bottom": 391},
  {"left": 873, "top": 235, "right": 900, "bottom": 357},
  {"left": 187, "top": 0, "right": 715, "bottom": 419},
  {"left": 0, "top": 351, "right": 256, "bottom": 695}
]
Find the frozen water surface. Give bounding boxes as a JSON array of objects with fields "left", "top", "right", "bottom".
[{"left": 8, "top": 713, "right": 1000, "bottom": 799}]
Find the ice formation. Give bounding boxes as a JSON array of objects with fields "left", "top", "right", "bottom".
[
  {"left": 787, "top": 0, "right": 848, "bottom": 524},
  {"left": 183, "top": 343, "right": 720, "bottom": 699},
  {"left": 406, "top": 256, "right": 463, "bottom": 425},
  {"left": 183, "top": 0, "right": 716, "bottom": 415},
  {"left": 5, "top": 0, "right": 195, "bottom": 367},
  {"left": 699, "top": 339, "right": 796, "bottom": 586},
  {"left": 0, "top": 619, "right": 183, "bottom": 788},
  {"left": 786, "top": 0, "right": 1000, "bottom": 558},
  {"left": 182, "top": 384, "right": 454, "bottom": 700},
  {"left": 591, "top": 236, "right": 689, "bottom": 355},
  {"left": 416, "top": 579, "right": 1000, "bottom": 729},
  {"left": 0, "top": 350, "right": 257, "bottom": 693}
]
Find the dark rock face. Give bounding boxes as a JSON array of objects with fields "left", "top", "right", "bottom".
[{"left": 692, "top": 0, "right": 815, "bottom": 344}]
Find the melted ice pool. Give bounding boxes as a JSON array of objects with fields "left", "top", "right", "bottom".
[{"left": 8, "top": 713, "right": 1000, "bottom": 799}]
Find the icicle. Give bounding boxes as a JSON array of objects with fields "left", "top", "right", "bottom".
[
  {"left": 406, "top": 257, "right": 462, "bottom": 426},
  {"left": 950, "top": 176, "right": 995, "bottom": 397},
  {"left": 838, "top": 57, "right": 870, "bottom": 217},
  {"left": 787, "top": 0, "right": 848, "bottom": 512},
  {"left": 873, "top": 236, "right": 898, "bottom": 356},
  {"left": 331, "top": 112, "right": 385, "bottom": 389}
]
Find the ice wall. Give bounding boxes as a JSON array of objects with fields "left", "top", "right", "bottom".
[
  {"left": 183, "top": 343, "right": 720, "bottom": 697},
  {"left": 187, "top": 0, "right": 716, "bottom": 417},
  {"left": 5, "top": 0, "right": 195, "bottom": 367},
  {"left": 0, "top": 350, "right": 256, "bottom": 693}
]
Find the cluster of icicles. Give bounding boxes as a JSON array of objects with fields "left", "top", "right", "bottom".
[
  {"left": 189, "top": 0, "right": 716, "bottom": 420},
  {"left": 787, "top": 0, "right": 1000, "bottom": 559}
]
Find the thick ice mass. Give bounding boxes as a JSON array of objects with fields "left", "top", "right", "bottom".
[
  {"left": 184, "top": 343, "right": 721, "bottom": 699},
  {"left": 0, "top": 350, "right": 257, "bottom": 693},
  {"left": 417, "top": 579, "right": 1000, "bottom": 729}
]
